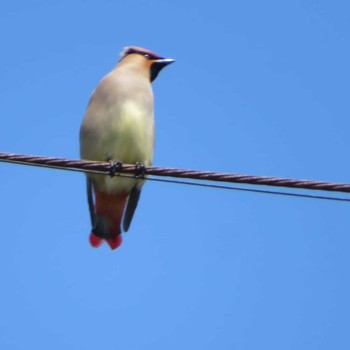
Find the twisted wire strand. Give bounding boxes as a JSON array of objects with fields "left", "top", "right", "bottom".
[{"left": 1, "top": 152, "right": 350, "bottom": 194}]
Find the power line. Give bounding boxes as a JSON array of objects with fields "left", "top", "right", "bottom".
[
  {"left": 145, "top": 177, "right": 350, "bottom": 202},
  {"left": 1, "top": 152, "right": 350, "bottom": 202}
]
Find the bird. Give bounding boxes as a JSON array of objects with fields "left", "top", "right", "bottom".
[{"left": 80, "top": 46, "right": 174, "bottom": 250}]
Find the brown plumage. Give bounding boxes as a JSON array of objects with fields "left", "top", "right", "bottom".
[{"left": 80, "top": 46, "right": 174, "bottom": 249}]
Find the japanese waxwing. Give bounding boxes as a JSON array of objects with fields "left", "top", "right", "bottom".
[{"left": 80, "top": 46, "right": 174, "bottom": 249}]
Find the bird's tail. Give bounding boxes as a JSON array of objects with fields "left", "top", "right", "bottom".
[{"left": 89, "top": 190, "right": 128, "bottom": 250}]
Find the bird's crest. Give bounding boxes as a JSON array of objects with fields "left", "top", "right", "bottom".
[{"left": 120, "top": 46, "right": 162, "bottom": 60}]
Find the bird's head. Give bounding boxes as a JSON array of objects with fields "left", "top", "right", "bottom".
[{"left": 119, "top": 46, "right": 175, "bottom": 82}]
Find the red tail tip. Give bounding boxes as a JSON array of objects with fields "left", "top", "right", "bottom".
[
  {"left": 89, "top": 232, "right": 122, "bottom": 250},
  {"left": 89, "top": 232, "right": 104, "bottom": 248},
  {"left": 107, "top": 235, "right": 123, "bottom": 250}
]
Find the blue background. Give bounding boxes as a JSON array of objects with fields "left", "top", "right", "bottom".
[{"left": 1, "top": 1, "right": 349, "bottom": 349}]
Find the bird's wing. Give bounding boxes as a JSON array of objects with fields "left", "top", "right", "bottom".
[
  {"left": 86, "top": 178, "right": 96, "bottom": 228},
  {"left": 123, "top": 186, "right": 141, "bottom": 232}
]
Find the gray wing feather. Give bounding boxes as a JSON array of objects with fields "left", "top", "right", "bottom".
[
  {"left": 123, "top": 187, "right": 141, "bottom": 232},
  {"left": 86, "top": 178, "right": 96, "bottom": 227}
]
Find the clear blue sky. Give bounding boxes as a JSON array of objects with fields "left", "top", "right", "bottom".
[{"left": 1, "top": 1, "right": 350, "bottom": 349}]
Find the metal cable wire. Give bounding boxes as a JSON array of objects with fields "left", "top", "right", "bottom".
[{"left": 1, "top": 152, "right": 350, "bottom": 195}]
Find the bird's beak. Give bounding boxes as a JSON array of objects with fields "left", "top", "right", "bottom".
[
  {"left": 155, "top": 58, "right": 175, "bottom": 66},
  {"left": 150, "top": 57, "right": 175, "bottom": 82}
]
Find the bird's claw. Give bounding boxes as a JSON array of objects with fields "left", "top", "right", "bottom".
[
  {"left": 135, "top": 162, "right": 146, "bottom": 178},
  {"left": 109, "top": 160, "right": 123, "bottom": 177}
]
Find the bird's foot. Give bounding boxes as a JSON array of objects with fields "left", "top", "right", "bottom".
[
  {"left": 109, "top": 160, "right": 123, "bottom": 177},
  {"left": 134, "top": 162, "right": 147, "bottom": 178}
]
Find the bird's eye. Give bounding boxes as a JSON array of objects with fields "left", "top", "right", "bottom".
[{"left": 144, "top": 54, "right": 151, "bottom": 59}]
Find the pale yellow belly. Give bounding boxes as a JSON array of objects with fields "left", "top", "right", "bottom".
[{"left": 81, "top": 101, "right": 154, "bottom": 194}]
